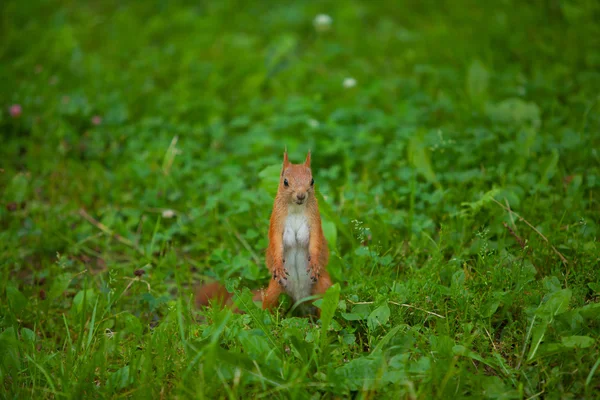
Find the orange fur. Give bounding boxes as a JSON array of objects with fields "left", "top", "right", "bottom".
[
  {"left": 195, "top": 282, "right": 261, "bottom": 313},
  {"left": 263, "top": 150, "right": 331, "bottom": 313},
  {"left": 195, "top": 150, "right": 332, "bottom": 317},
  {"left": 195, "top": 281, "right": 232, "bottom": 308}
]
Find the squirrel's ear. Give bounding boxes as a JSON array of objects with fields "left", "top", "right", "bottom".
[
  {"left": 282, "top": 148, "right": 290, "bottom": 170},
  {"left": 304, "top": 150, "right": 311, "bottom": 167}
]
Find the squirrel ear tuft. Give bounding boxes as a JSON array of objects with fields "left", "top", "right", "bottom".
[
  {"left": 282, "top": 148, "right": 290, "bottom": 169},
  {"left": 305, "top": 150, "right": 311, "bottom": 167}
]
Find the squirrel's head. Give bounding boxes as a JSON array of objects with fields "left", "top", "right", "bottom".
[{"left": 279, "top": 150, "right": 314, "bottom": 206}]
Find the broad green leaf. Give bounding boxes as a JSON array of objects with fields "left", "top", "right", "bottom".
[
  {"left": 536, "top": 289, "right": 572, "bottom": 318},
  {"left": 588, "top": 283, "right": 600, "bottom": 294},
  {"left": 543, "top": 276, "right": 562, "bottom": 293},
  {"left": 71, "top": 289, "right": 96, "bottom": 314},
  {"left": 6, "top": 285, "right": 28, "bottom": 314},
  {"left": 341, "top": 312, "right": 364, "bottom": 321},
  {"left": 238, "top": 331, "right": 282, "bottom": 371},
  {"left": 342, "top": 333, "right": 356, "bottom": 345},
  {"left": 319, "top": 283, "right": 340, "bottom": 352},
  {"left": 561, "top": 335, "right": 595, "bottom": 348},
  {"left": 409, "top": 356, "right": 431, "bottom": 375},
  {"left": 351, "top": 304, "right": 371, "bottom": 319},
  {"left": 481, "top": 376, "right": 521, "bottom": 399},
  {"left": 579, "top": 302, "right": 600, "bottom": 321},
  {"left": 528, "top": 318, "right": 547, "bottom": 361},
  {"left": 341, "top": 303, "right": 371, "bottom": 321},
  {"left": 333, "top": 354, "right": 385, "bottom": 391},
  {"left": 283, "top": 327, "right": 314, "bottom": 362},
  {"left": 536, "top": 342, "right": 567, "bottom": 357},
  {"left": 527, "top": 290, "right": 572, "bottom": 361},
  {"left": 20, "top": 328, "right": 36, "bottom": 346},
  {"left": 108, "top": 366, "right": 131, "bottom": 390},
  {"left": 367, "top": 304, "right": 391, "bottom": 332},
  {"left": 481, "top": 299, "right": 501, "bottom": 318},
  {"left": 0, "top": 328, "right": 20, "bottom": 371},
  {"left": 48, "top": 273, "right": 73, "bottom": 301}
]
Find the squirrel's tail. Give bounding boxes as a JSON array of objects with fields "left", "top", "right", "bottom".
[{"left": 195, "top": 281, "right": 262, "bottom": 312}]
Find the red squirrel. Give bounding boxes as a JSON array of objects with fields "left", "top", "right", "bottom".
[{"left": 195, "top": 150, "right": 332, "bottom": 315}]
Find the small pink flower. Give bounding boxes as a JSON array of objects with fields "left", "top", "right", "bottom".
[
  {"left": 9, "top": 104, "right": 22, "bottom": 118},
  {"left": 91, "top": 115, "right": 102, "bottom": 125}
]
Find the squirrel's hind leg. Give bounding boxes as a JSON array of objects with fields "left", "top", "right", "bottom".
[
  {"left": 311, "top": 271, "right": 332, "bottom": 296},
  {"left": 262, "top": 279, "right": 283, "bottom": 311}
]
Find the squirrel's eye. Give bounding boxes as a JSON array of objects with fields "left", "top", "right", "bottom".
[
  {"left": 284, "top": 179, "right": 289, "bottom": 187},
  {"left": 310, "top": 178, "right": 314, "bottom": 186}
]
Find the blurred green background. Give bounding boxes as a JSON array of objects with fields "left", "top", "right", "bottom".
[{"left": 1, "top": 0, "right": 599, "bottom": 398}]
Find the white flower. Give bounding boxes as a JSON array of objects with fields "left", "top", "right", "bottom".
[
  {"left": 308, "top": 119, "right": 320, "bottom": 128},
  {"left": 343, "top": 77, "right": 357, "bottom": 88},
  {"left": 313, "top": 14, "right": 332, "bottom": 32},
  {"left": 162, "top": 209, "right": 176, "bottom": 218}
]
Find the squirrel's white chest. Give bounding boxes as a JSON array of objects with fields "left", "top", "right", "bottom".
[
  {"left": 282, "top": 211, "right": 311, "bottom": 301},
  {"left": 283, "top": 213, "right": 310, "bottom": 248}
]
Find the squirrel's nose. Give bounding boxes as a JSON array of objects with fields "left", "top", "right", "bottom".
[{"left": 296, "top": 193, "right": 306, "bottom": 201}]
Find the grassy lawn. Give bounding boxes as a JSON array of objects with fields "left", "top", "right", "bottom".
[{"left": 1, "top": 0, "right": 599, "bottom": 398}]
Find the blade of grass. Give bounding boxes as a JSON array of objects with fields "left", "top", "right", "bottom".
[
  {"left": 85, "top": 297, "right": 99, "bottom": 351},
  {"left": 585, "top": 356, "right": 600, "bottom": 389},
  {"left": 26, "top": 355, "right": 58, "bottom": 396}
]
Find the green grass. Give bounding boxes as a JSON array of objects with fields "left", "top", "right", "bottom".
[{"left": 1, "top": 0, "right": 600, "bottom": 398}]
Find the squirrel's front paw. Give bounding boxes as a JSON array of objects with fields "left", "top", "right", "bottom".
[
  {"left": 307, "top": 257, "right": 320, "bottom": 283},
  {"left": 272, "top": 264, "right": 289, "bottom": 287}
]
